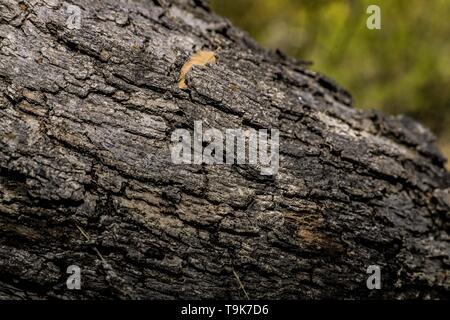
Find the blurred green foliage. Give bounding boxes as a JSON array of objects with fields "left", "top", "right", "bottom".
[{"left": 210, "top": 0, "right": 450, "bottom": 167}]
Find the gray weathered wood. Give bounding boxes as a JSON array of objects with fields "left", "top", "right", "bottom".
[{"left": 0, "top": 0, "right": 449, "bottom": 299}]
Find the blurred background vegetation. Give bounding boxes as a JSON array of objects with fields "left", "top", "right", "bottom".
[{"left": 210, "top": 0, "right": 450, "bottom": 168}]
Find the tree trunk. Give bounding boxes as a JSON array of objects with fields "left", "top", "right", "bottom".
[{"left": 0, "top": 0, "right": 449, "bottom": 300}]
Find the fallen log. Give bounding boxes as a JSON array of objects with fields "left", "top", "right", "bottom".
[{"left": 0, "top": 0, "right": 448, "bottom": 299}]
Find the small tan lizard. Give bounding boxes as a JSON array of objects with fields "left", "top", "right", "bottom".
[{"left": 178, "top": 50, "right": 217, "bottom": 89}]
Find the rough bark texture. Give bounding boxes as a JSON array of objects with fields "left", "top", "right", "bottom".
[{"left": 0, "top": 0, "right": 449, "bottom": 300}]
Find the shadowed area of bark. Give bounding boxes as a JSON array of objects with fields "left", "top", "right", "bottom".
[{"left": 0, "top": 0, "right": 449, "bottom": 299}]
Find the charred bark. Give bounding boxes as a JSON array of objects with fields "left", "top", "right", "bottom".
[{"left": 0, "top": 0, "right": 449, "bottom": 299}]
